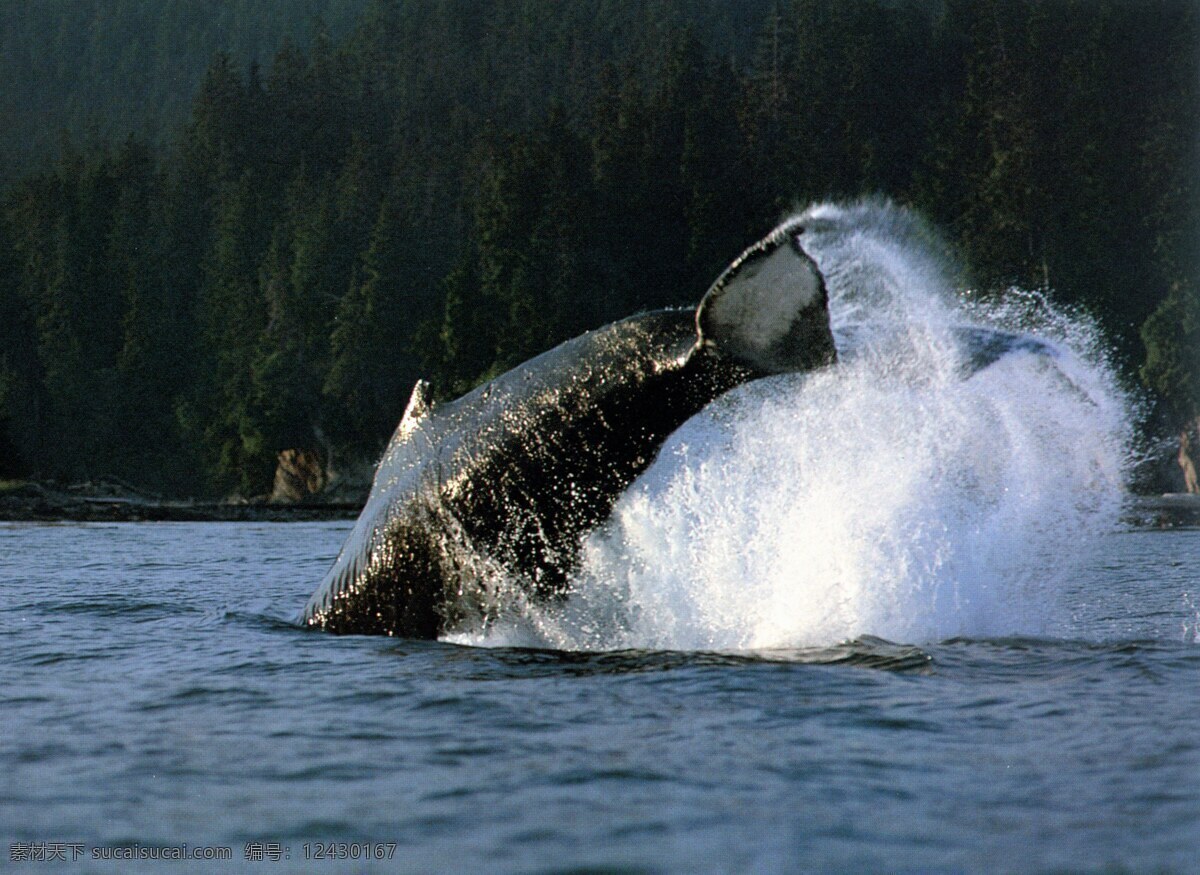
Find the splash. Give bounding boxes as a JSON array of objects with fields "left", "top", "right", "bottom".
[{"left": 448, "top": 200, "right": 1132, "bottom": 650}]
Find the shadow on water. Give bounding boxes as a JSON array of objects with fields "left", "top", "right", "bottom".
[
  {"left": 221, "top": 594, "right": 933, "bottom": 675},
  {"left": 369, "top": 634, "right": 934, "bottom": 677},
  {"left": 225, "top": 603, "right": 1200, "bottom": 685}
]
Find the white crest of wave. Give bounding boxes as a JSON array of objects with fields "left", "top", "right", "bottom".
[{"left": 448, "top": 200, "right": 1132, "bottom": 651}]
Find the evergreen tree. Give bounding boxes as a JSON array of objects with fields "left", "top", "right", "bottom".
[
  {"left": 326, "top": 171, "right": 430, "bottom": 447},
  {"left": 181, "top": 172, "right": 273, "bottom": 495},
  {"left": 104, "top": 139, "right": 193, "bottom": 486},
  {"left": 1141, "top": 282, "right": 1200, "bottom": 429},
  {"left": 250, "top": 168, "right": 345, "bottom": 463},
  {"left": 475, "top": 108, "right": 603, "bottom": 369},
  {"left": 5, "top": 149, "right": 135, "bottom": 478},
  {"left": 0, "top": 211, "right": 37, "bottom": 478}
]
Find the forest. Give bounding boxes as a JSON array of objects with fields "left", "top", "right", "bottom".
[
  {"left": 0, "top": 0, "right": 371, "bottom": 189},
  {"left": 0, "top": 0, "right": 1196, "bottom": 498}
]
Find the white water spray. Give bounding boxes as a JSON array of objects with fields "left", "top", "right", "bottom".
[{"left": 449, "top": 200, "right": 1131, "bottom": 650}]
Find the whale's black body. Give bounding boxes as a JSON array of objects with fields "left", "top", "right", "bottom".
[{"left": 302, "top": 219, "right": 837, "bottom": 637}]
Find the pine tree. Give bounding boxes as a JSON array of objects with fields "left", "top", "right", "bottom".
[
  {"left": 182, "top": 171, "right": 273, "bottom": 495},
  {"left": 325, "top": 172, "right": 428, "bottom": 447},
  {"left": 0, "top": 207, "right": 37, "bottom": 477},
  {"left": 250, "top": 168, "right": 343, "bottom": 462}
]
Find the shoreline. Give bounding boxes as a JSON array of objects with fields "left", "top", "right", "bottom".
[
  {"left": 2, "top": 481, "right": 1199, "bottom": 527},
  {"left": 1125, "top": 493, "right": 1200, "bottom": 529},
  {"left": 0, "top": 481, "right": 363, "bottom": 523}
]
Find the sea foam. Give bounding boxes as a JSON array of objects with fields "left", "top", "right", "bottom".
[{"left": 449, "top": 200, "right": 1132, "bottom": 650}]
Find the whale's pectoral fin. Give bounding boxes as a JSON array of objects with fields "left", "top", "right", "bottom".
[
  {"left": 952, "top": 326, "right": 1059, "bottom": 376},
  {"left": 696, "top": 218, "right": 837, "bottom": 374}
]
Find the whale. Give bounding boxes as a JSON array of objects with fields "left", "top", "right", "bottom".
[{"left": 301, "top": 218, "right": 838, "bottom": 637}]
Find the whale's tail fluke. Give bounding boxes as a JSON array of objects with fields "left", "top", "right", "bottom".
[
  {"left": 951, "top": 325, "right": 1059, "bottom": 376},
  {"left": 696, "top": 218, "right": 837, "bottom": 375}
]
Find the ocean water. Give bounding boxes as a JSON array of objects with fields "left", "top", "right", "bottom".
[
  {"left": 2, "top": 521, "right": 1200, "bottom": 873},
  {"left": 5, "top": 201, "right": 1197, "bottom": 872}
]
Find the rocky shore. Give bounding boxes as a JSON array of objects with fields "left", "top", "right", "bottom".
[
  {"left": 1126, "top": 493, "right": 1200, "bottom": 529},
  {"left": 0, "top": 479, "right": 363, "bottom": 523},
  {"left": 2, "top": 479, "right": 1198, "bottom": 528}
]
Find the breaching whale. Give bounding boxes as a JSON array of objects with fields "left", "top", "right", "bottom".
[{"left": 301, "top": 218, "right": 838, "bottom": 637}]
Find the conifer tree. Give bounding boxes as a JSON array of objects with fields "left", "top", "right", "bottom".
[
  {"left": 181, "top": 172, "right": 273, "bottom": 495},
  {"left": 0, "top": 212, "right": 37, "bottom": 477},
  {"left": 325, "top": 172, "right": 428, "bottom": 447}
]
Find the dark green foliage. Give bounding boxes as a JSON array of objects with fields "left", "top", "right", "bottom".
[
  {"left": 324, "top": 161, "right": 438, "bottom": 451},
  {"left": 0, "top": 0, "right": 1195, "bottom": 494},
  {"left": 914, "top": 0, "right": 1195, "bottom": 376},
  {"left": 1141, "top": 282, "right": 1200, "bottom": 425},
  {"left": 0, "top": 0, "right": 370, "bottom": 188},
  {"left": 475, "top": 109, "right": 606, "bottom": 367},
  {"left": 0, "top": 211, "right": 36, "bottom": 478}
]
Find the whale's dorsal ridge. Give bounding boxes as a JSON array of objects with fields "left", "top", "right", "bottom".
[{"left": 398, "top": 379, "right": 434, "bottom": 439}]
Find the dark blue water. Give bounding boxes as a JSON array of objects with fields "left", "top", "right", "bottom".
[{"left": 3, "top": 520, "right": 1199, "bottom": 873}]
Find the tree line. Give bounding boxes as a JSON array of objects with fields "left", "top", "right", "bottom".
[{"left": 0, "top": 0, "right": 1196, "bottom": 496}]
